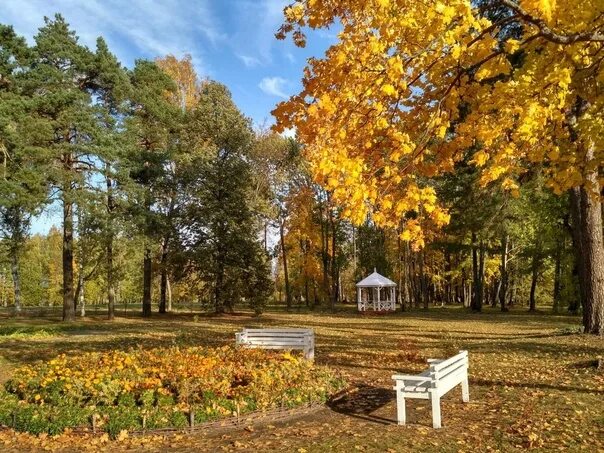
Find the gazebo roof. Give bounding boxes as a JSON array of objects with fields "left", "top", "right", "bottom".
[{"left": 356, "top": 270, "right": 396, "bottom": 287}]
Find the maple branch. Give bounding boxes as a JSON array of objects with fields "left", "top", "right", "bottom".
[{"left": 497, "top": 0, "right": 604, "bottom": 43}]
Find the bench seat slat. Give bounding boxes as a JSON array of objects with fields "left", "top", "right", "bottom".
[
  {"left": 401, "top": 392, "right": 430, "bottom": 400},
  {"left": 403, "top": 383, "right": 430, "bottom": 392}
]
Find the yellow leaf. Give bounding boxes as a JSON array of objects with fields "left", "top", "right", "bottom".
[{"left": 381, "top": 83, "right": 397, "bottom": 97}]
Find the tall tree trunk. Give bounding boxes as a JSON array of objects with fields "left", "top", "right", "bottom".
[
  {"left": 106, "top": 166, "right": 115, "bottom": 321},
  {"left": 397, "top": 234, "right": 404, "bottom": 310},
  {"left": 471, "top": 232, "right": 478, "bottom": 309},
  {"left": 404, "top": 241, "right": 412, "bottom": 309},
  {"left": 79, "top": 279, "right": 85, "bottom": 317},
  {"left": 107, "top": 234, "right": 115, "bottom": 320},
  {"left": 570, "top": 187, "right": 586, "bottom": 311},
  {"left": 471, "top": 232, "right": 483, "bottom": 312},
  {"left": 461, "top": 267, "right": 468, "bottom": 307},
  {"left": 492, "top": 278, "right": 500, "bottom": 307},
  {"left": 142, "top": 192, "right": 152, "bottom": 318},
  {"left": 529, "top": 249, "right": 539, "bottom": 312},
  {"left": 412, "top": 251, "right": 420, "bottom": 308},
  {"left": 62, "top": 187, "right": 75, "bottom": 322},
  {"left": 304, "top": 267, "right": 310, "bottom": 307},
  {"left": 159, "top": 238, "right": 169, "bottom": 314},
  {"left": 579, "top": 189, "right": 604, "bottom": 334},
  {"left": 508, "top": 266, "right": 516, "bottom": 306},
  {"left": 499, "top": 234, "right": 509, "bottom": 312},
  {"left": 552, "top": 236, "right": 562, "bottom": 314},
  {"left": 444, "top": 250, "right": 452, "bottom": 305},
  {"left": 420, "top": 249, "right": 428, "bottom": 309},
  {"left": 570, "top": 182, "right": 604, "bottom": 333},
  {"left": 567, "top": 101, "right": 604, "bottom": 334},
  {"left": 320, "top": 205, "right": 330, "bottom": 306},
  {"left": 279, "top": 218, "right": 292, "bottom": 310},
  {"left": 330, "top": 213, "right": 338, "bottom": 311},
  {"left": 74, "top": 216, "right": 84, "bottom": 314},
  {"left": 577, "top": 179, "right": 604, "bottom": 334},
  {"left": 569, "top": 188, "right": 584, "bottom": 314},
  {"left": 1, "top": 273, "right": 6, "bottom": 307},
  {"left": 352, "top": 225, "right": 357, "bottom": 280},
  {"left": 477, "top": 241, "right": 485, "bottom": 311},
  {"left": 166, "top": 277, "right": 172, "bottom": 312},
  {"left": 490, "top": 279, "right": 498, "bottom": 307},
  {"left": 214, "top": 257, "right": 225, "bottom": 313},
  {"left": 142, "top": 244, "right": 152, "bottom": 317},
  {"left": 10, "top": 254, "right": 21, "bottom": 313}
]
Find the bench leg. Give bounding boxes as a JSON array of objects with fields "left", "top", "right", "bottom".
[
  {"left": 461, "top": 376, "right": 470, "bottom": 403},
  {"left": 395, "top": 388, "right": 406, "bottom": 425},
  {"left": 305, "top": 347, "right": 314, "bottom": 361},
  {"left": 431, "top": 393, "right": 441, "bottom": 429}
]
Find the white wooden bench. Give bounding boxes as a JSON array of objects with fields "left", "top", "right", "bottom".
[
  {"left": 235, "top": 328, "right": 315, "bottom": 360},
  {"left": 392, "top": 350, "right": 469, "bottom": 428}
]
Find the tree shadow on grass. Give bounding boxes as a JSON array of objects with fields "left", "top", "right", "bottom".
[
  {"left": 328, "top": 384, "right": 397, "bottom": 425},
  {"left": 468, "top": 340, "right": 603, "bottom": 357},
  {"left": 472, "top": 377, "right": 604, "bottom": 395}
]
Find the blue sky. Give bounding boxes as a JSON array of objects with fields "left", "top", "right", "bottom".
[{"left": 0, "top": 0, "right": 336, "bottom": 233}]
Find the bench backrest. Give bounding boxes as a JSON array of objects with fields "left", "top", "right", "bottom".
[
  {"left": 429, "top": 350, "right": 468, "bottom": 394},
  {"left": 236, "top": 328, "right": 315, "bottom": 359}
]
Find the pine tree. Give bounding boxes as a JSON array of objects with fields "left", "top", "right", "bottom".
[
  {"left": 181, "top": 82, "right": 270, "bottom": 313},
  {"left": 125, "top": 60, "right": 177, "bottom": 317},
  {"left": 0, "top": 25, "right": 48, "bottom": 312}
]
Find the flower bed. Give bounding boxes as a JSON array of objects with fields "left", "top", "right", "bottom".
[{"left": 0, "top": 346, "right": 345, "bottom": 437}]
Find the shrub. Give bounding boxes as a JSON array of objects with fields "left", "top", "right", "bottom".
[{"left": 2, "top": 345, "right": 345, "bottom": 436}]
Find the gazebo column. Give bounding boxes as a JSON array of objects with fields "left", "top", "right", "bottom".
[
  {"left": 376, "top": 286, "right": 381, "bottom": 311},
  {"left": 357, "top": 287, "right": 362, "bottom": 311}
]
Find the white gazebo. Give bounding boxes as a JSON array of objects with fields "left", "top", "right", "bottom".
[{"left": 356, "top": 270, "right": 397, "bottom": 312}]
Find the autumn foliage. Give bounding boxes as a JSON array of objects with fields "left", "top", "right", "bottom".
[
  {"left": 273, "top": 0, "right": 603, "bottom": 248},
  {"left": 0, "top": 346, "right": 344, "bottom": 437}
]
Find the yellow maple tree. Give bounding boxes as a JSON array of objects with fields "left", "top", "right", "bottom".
[
  {"left": 273, "top": 0, "right": 602, "bottom": 243},
  {"left": 273, "top": 0, "right": 604, "bottom": 333}
]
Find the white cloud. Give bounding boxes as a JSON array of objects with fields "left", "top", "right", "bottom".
[
  {"left": 0, "top": 0, "right": 226, "bottom": 76},
  {"left": 258, "top": 76, "right": 289, "bottom": 98},
  {"left": 237, "top": 54, "right": 262, "bottom": 67},
  {"left": 284, "top": 51, "right": 295, "bottom": 63}
]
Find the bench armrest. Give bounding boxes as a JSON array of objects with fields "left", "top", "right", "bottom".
[{"left": 427, "top": 359, "right": 443, "bottom": 364}]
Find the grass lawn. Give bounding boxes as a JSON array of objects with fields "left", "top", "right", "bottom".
[{"left": 0, "top": 306, "right": 602, "bottom": 452}]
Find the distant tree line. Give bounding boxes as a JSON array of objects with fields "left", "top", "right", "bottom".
[{"left": 274, "top": 160, "right": 581, "bottom": 318}]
